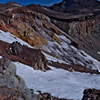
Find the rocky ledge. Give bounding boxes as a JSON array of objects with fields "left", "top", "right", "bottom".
[
  {"left": 48, "top": 61, "right": 100, "bottom": 74},
  {"left": 0, "top": 40, "right": 50, "bottom": 71}
]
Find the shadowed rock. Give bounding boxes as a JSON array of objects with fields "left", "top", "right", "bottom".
[
  {"left": 82, "top": 89, "right": 100, "bottom": 100},
  {"left": 51, "top": 0, "right": 100, "bottom": 13}
]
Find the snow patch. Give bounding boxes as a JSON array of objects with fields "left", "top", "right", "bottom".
[
  {"left": 43, "top": 7, "right": 55, "bottom": 12},
  {"left": 15, "top": 62, "right": 100, "bottom": 100},
  {"left": 98, "top": 52, "right": 100, "bottom": 54},
  {"left": 40, "top": 28, "right": 100, "bottom": 71},
  {"left": 0, "top": 56, "right": 2, "bottom": 59},
  {"left": 0, "top": 30, "right": 33, "bottom": 48},
  {"left": 12, "top": 4, "right": 22, "bottom": 7},
  {"left": 42, "top": 52, "right": 69, "bottom": 64}
]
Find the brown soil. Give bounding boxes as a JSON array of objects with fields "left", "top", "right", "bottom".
[
  {"left": 48, "top": 61, "right": 100, "bottom": 74},
  {"left": 0, "top": 40, "right": 50, "bottom": 70}
]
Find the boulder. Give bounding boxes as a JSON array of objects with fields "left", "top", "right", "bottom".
[
  {"left": 7, "top": 41, "right": 24, "bottom": 55},
  {"left": 0, "top": 57, "right": 36, "bottom": 100}
]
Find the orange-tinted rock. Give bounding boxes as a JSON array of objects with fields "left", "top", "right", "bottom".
[
  {"left": 82, "top": 89, "right": 100, "bottom": 100},
  {"left": 0, "top": 20, "right": 8, "bottom": 32},
  {"left": 0, "top": 85, "right": 26, "bottom": 100}
]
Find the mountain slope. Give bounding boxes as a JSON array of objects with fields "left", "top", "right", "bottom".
[
  {"left": 27, "top": 1, "right": 100, "bottom": 63},
  {"left": 51, "top": 0, "right": 100, "bottom": 13},
  {"left": 0, "top": 19, "right": 100, "bottom": 100},
  {"left": 0, "top": 1, "right": 100, "bottom": 100}
]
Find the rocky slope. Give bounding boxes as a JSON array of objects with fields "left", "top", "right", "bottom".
[
  {"left": 0, "top": 1, "right": 100, "bottom": 100},
  {"left": 0, "top": 40, "right": 49, "bottom": 71},
  {"left": 28, "top": 1, "right": 100, "bottom": 62},
  {"left": 51, "top": 0, "right": 100, "bottom": 13}
]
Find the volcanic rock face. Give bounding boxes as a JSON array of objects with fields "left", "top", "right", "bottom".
[
  {"left": 0, "top": 1, "right": 100, "bottom": 100},
  {"left": 26, "top": 1, "right": 100, "bottom": 62},
  {"left": 51, "top": 16, "right": 100, "bottom": 62},
  {"left": 7, "top": 41, "right": 24, "bottom": 55},
  {"left": 0, "top": 1, "right": 100, "bottom": 69},
  {"left": 0, "top": 57, "right": 34, "bottom": 100},
  {"left": 82, "top": 89, "right": 100, "bottom": 100},
  {"left": 51, "top": 0, "right": 100, "bottom": 13}
]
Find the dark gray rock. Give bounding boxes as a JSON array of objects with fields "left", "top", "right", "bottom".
[
  {"left": 0, "top": 57, "right": 37, "bottom": 100},
  {"left": 8, "top": 41, "right": 24, "bottom": 55}
]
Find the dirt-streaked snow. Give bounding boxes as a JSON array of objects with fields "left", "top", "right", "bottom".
[
  {"left": 39, "top": 28, "right": 100, "bottom": 71},
  {"left": 0, "top": 56, "right": 2, "bottom": 59},
  {"left": 0, "top": 30, "right": 100, "bottom": 99},
  {"left": 15, "top": 62, "right": 100, "bottom": 100},
  {"left": 0, "top": 30, "right": 33, "bottom": 48},
  {"left": 12, "top": 4, "right": 22, "bottom": 7},
  {"left": 42, "top": 52, "right": 69, "bottom": 64}
]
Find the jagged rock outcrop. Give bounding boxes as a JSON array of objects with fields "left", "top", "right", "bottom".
[
  {"left": 82, "top": 89, "right": 100, "bottom": 100},
  {"left": 0, "top": 57, "right": 35, "bottom": 100},
  {"left": 51, "top": 0, "right": 100, "bottom": 13}
]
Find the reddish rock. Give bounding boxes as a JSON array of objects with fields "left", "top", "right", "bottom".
[
  {"left": 0, "top": 85, "right": 26, "bottom": 100},
  {"left": 0, "top": 40, "right": 50, "bottom": 71},
  {"left": 37, "top": 92, "right": 68, "bottom": 100},
  {"left": 0, "top": 20, "right": 8, "bottom": 32},
  {"left": 82, "top": 89, "right": 100, "bottom": 100},
  {"left": 48, "top": 61, "right": 100, "bottom": 74}
]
